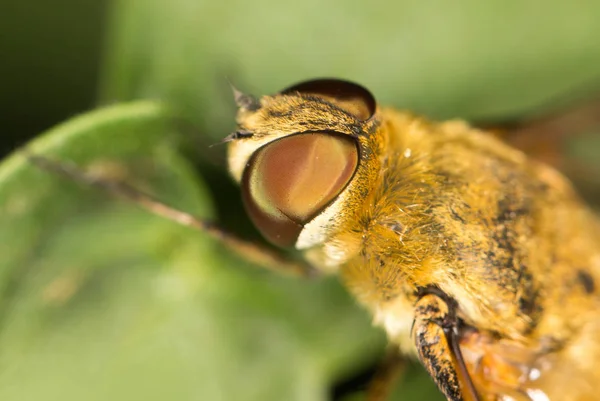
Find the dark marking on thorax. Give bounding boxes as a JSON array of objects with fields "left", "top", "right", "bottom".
[{"left": 577, "top": 269, "right": 596, "bottom": 294}]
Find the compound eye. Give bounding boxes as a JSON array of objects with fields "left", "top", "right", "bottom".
[
  {"left": 283, "top": 78, "right": 376, "bottom": 121},
  {"left": 242, "top": 133, "right": 359, "bottom": 247}
]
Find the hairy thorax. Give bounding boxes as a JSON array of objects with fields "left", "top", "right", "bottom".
[{"left": 307, "top": 110, "right": 600, "bottom": 384}]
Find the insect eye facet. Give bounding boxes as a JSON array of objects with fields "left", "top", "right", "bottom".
[
  {"left": 282, "top": 78, "right": 376, "bottom": 121},
  {"left": 242, "top": 133, "right": 359, "bottom": 247}
]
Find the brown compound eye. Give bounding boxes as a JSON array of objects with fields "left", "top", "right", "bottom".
[
  {"left": 242, "top": 132, "right": 359, "bottom": 247},
  {"left": 282, "top": 78, "right": 376, "bottom": 121}
]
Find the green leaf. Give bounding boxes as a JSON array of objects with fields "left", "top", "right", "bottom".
[
  {"left": 0, "top": 102, "right": 399, "bottom": 400},
  {"left": 100, "top": 0, "right": 600, "bottom": 143},
  {"left": 12, "top": 1, "right": 600, "bottom": 400}
]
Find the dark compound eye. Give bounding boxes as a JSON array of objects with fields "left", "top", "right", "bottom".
[
  {"left": 241, "top": 132, "right": 359, "bottom": 247},
  {"left": 282, "top": 78, "right": 376, "bottom": 121}
]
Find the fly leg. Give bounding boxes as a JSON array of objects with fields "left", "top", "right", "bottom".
[
  {"left": 412, "top": 289, "right": 481, "bottom": 401},
  {"left": 26, "top": 153, "right": 318, "bottom": 278},
  {"left": 365, "top": 346, "right": 407, "bottom": 401}
]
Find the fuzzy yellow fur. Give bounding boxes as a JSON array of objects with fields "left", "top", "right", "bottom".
[{"left": 230, "top": 89, "right": 600, "bottom": 400}]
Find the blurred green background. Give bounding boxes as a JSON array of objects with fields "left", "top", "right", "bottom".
[{"left": 1, "top": 1, "right": 600, "bottom": 400}]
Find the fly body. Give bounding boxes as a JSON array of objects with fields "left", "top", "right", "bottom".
[{"left": 227, "top": 79, "right": 600, "bottom": 401}]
